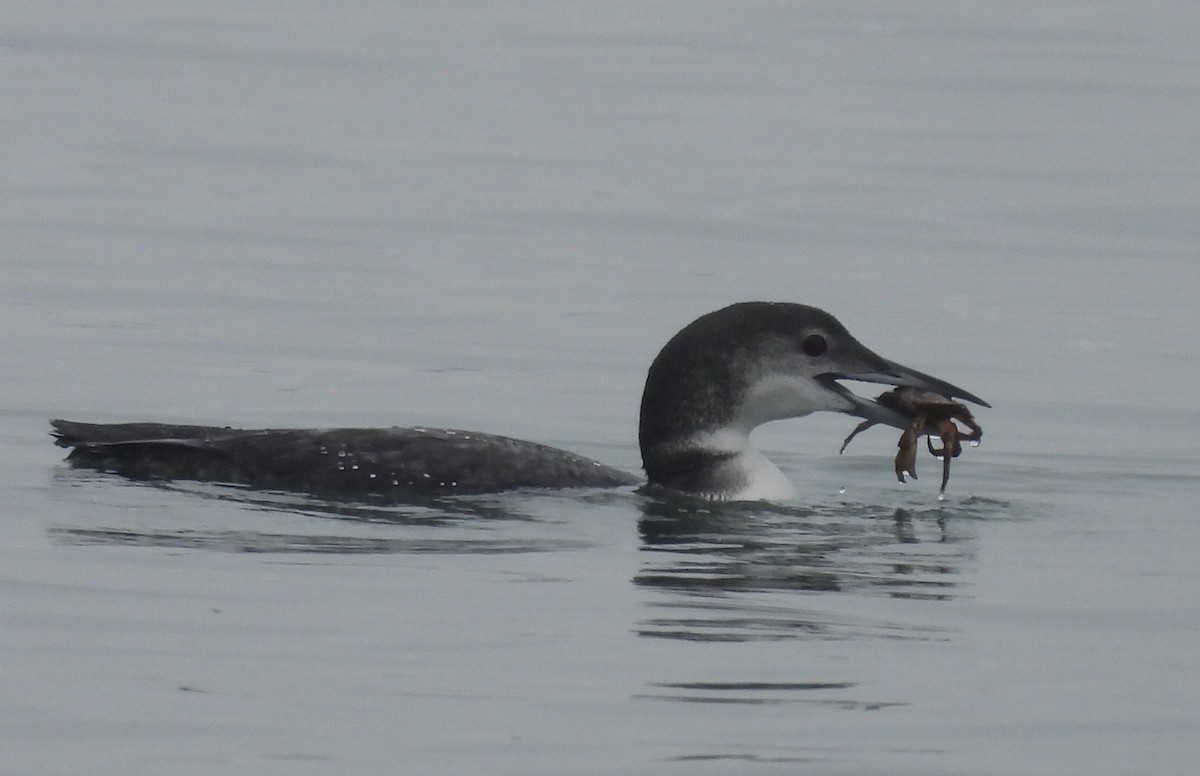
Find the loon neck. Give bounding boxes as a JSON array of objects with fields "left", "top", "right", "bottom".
[{"left": 640, "top": 428, "right": 797, "bottom": 502}]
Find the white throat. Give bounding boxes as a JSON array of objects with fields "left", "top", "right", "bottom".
[
  {"left": 689, "top": 428, "right": 798, "bottom": 502},
  {"left": 737, "top": 372, "right": 846, "bottom": 430}
]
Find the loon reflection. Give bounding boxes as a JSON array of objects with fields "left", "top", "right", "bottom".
[{"left": 52, "top": 302, "right": 988, "bottom": 503}]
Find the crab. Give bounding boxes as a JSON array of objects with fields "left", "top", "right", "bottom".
[{"left": 839, "top": 387, "right": 983, "bottom": 492}]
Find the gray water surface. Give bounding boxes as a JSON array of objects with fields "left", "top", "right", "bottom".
[{"left": 3, "top": 3, "right": 1199, "bottom": 774}]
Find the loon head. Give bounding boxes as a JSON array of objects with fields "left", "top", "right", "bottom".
[{"left": 638, "top": 302, "right": 989, "bottom": 501}]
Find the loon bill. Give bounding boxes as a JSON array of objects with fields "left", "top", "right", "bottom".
[{"left": 52, "top": 302, "right": 989, "bottom": 502}]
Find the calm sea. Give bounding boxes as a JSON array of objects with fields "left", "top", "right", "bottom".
[{"left": 3, "top": 3, "right": 1198, "bottom": 774}]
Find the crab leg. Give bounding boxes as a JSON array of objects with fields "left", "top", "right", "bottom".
[
  {"left": 894, "top": 414, "right": 926, "bottom": 482},
  {"left": 925, "top": 420, "right": 963, "bottom": 492},
  {"left": 839, "top": 419, "right": 878, "bottom": 454}
]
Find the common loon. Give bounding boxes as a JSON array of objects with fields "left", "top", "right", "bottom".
[{"left": 52, "top": 302, "right": 988, "bottom": 502}]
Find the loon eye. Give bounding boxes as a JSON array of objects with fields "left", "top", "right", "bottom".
[{"left": 801, "top": 333, "right": 828, "bottom": 357}]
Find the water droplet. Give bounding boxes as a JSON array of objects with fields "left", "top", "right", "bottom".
[
  {"left": 318, "top": 446, "right": 328, "bottom": 455},
  {"left": 937, "top": 492, "right": 946, "bottom": 502},
  {"left": 351, "top": 464, "right": 359, "bottom": 470},
  {"left": 336, "top": 463, "right": 345, "bottom": 471},
  {"left": 368, "top": 473, "right": 376, "bottom": 479},
  {"left": 969, "top": 439, "right": 980, "bottom": 448},
  {"left": 392, "top": 479, "right": 399, "bottom": 486},
  {"left": 838, "top": 487, "right": 846, "bottom": 495},
  {"left": 337, "top": 449, "right": 347, "bottom": 458}
]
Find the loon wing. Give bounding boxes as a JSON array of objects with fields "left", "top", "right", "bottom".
[{"left": 51, "top": 420, "right": 640, "bottom": 497}]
